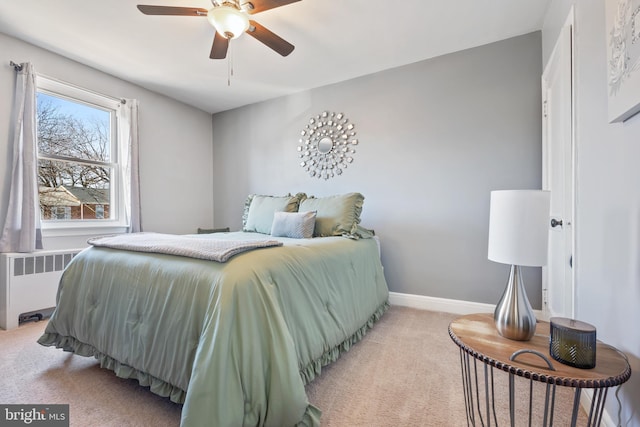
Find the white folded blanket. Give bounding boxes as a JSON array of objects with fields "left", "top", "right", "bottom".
[{"left": 87, "top": 232, "right": 282, "bottom": 262}]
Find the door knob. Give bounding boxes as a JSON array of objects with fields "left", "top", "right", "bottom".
[{"left": 550, "top": 218, "right": 563, "bottom": 228}]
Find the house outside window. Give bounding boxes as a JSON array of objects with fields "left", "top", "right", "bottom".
[{"left": 36, "top": 76, "right": 128, "bottom": 233}]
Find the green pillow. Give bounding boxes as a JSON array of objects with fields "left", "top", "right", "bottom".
[
  {"left": 243, "top": 194, "right": 302, "bottom": 234},
  {"left": 299, "top": 193, "right": 364, "bottom": 237}
]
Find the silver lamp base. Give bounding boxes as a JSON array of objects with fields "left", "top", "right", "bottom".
[{"left": 494, "top": 264, "right": 537, "bottom": 341}]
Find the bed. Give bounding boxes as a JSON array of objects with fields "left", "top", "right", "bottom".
[{"left": 38, "top": 193, "right": 389, "bottom": 427}]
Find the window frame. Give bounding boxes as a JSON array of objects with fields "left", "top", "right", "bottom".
[{"left": 36, "top": 76, "right": 129, "bottom": 236}]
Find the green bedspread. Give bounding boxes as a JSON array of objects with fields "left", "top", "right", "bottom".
[{"left": 38, "top": 232, "right": 389, "bottom": 427}]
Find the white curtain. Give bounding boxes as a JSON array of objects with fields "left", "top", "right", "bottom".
[
  {"left": 118, "top": 98, "right": 142, "bottom": 233},
  {"left": 0, "top": 62, "right": 43, "bottom": 252}
]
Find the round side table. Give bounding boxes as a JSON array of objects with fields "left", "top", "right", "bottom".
[{"left": 449, "top": 313, "right": 631, "bottom": 427}]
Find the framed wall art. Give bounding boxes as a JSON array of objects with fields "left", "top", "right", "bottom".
[{"left": 606, "top": 0, "right": 640, "bottom": 123}]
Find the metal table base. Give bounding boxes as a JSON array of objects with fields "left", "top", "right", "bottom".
[{"left": 449, "top": 314, "right": 631, "bottom": 427}]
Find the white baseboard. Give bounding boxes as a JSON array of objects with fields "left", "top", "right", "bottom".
[
  {"left": 581, "top": 390, "right": 616, "bottom": 427},
  {"left": 388, "top": 291, "right": 615, "bottom": 425},
  {"left": 388, "top": 291, "right": 493, "bottom": 314},
  {"left": 388, "top": 291, "right": 544, "bottom": 317}
]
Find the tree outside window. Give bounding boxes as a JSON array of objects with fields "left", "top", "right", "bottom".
[{"left": 36, "top": 79, "right": 118, "bottom": 222}]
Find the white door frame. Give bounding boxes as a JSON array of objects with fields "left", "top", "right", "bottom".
[{"left": 541, "top": 7, "right": 576, "bottom": 320}]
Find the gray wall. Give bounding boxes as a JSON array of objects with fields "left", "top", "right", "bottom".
[
  {"left": 0, "top": 33, "right": 215, "bottom": 249},
  {"left": 543, "top": 2, "right": 640, "bottom": 423},
  {"left": 212, "top": 32, "right": 544, "bottom": 308}
]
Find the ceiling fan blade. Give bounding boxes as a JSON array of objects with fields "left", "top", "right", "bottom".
[
  {"left": 137, "top": 5, "right": 208, "bottom": 16},
  {"left": 246, "top": 20, "right": 294, "bottom": 56},
  {"left": 241, "top": 0, "right": 301, "bottom": 14},
  {"left": 210, "top": 32, "right": 229, "bottom": 59}
]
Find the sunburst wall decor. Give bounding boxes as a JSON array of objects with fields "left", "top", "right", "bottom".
[{"left": 297, "top": 111, "right": 358, "bottom": 180}]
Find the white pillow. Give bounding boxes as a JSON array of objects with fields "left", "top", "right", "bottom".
[{"left": 271, "top": 211, "right": 317, "bottom": 239}]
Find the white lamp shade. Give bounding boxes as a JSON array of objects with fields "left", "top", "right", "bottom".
[
  {"left": 207, "top": 6, "right": 249, "bottom": 39},
  {"left": 488, "top": 190, "right": 550, "bottom": 267}
]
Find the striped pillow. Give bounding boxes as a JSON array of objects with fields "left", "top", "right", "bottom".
[{"left": 270, "top": 211, "right": 317, "bottom": 239}]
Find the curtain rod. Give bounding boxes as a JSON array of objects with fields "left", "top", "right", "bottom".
[{"left": 9, "top": 61, "right": 23, "bottom": 71}]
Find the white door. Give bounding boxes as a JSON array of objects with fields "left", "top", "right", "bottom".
[{"left": 541, "top": 11, "right": 575, "bottom": 319}]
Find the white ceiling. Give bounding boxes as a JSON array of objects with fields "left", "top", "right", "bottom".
[{"left": 0, "top": 0, "right": 550, "bottom": 114}]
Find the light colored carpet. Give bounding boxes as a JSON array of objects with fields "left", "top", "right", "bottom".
[{"left": 0, "top": 306, "right": 585, "bottom": 426}]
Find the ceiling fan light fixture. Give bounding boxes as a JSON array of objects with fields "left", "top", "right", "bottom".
[{"left": 207, "top": 6, "right": 249, "bottom": 39}]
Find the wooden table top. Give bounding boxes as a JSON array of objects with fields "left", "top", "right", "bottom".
[{"left": 449, "top": 313, "right": 631, "bottom": 388}]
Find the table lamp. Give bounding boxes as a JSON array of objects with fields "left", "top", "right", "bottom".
[{"left": 488, "top": 190, "right": 550, "bottom": 341}]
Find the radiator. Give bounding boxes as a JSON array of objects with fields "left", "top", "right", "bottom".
[{"left": 0, "top": 249, "right": 83, "bottom": 330}]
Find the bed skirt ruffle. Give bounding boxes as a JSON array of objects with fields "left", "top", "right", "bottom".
[
  {"left": 299, "top": 300, "right": 390, "bottom": 385},
  {"left": 37, "top": 299, "right": 389, "bottom": 423},
  {"left": 37, "top": 333, "right": 189, "bottom": 403}
]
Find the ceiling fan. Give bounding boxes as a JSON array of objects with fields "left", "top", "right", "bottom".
[{"left": 137, "top": 0, "right": 300, "bottom": 59}]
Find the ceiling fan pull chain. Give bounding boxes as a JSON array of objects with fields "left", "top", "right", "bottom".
[
  {"left": 229, "top": 42, "right": 235, "bottom": 77},
  {"left": 227, "top": 39, "right": 234, "bottom": 86}
]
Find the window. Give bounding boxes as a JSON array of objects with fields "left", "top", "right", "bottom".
[
  {"left": 52, "top": 206, "right": 71, "bottom": 220},
  {"left": 36, "top": 76, "right": 127, "bottom": 231}
]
